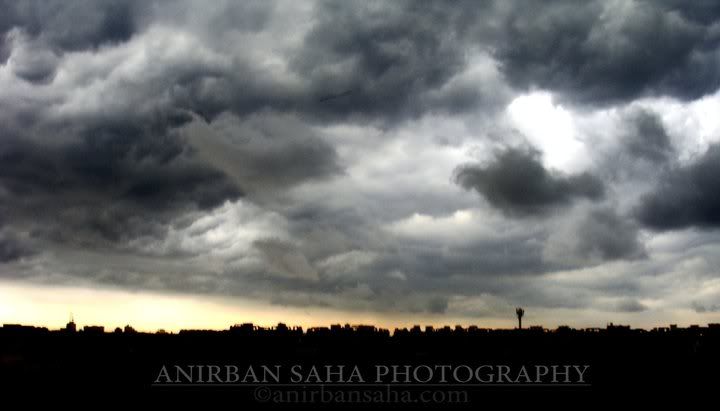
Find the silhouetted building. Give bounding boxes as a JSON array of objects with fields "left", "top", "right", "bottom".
[
  {"left": 528, "top": 326, "right": 545, "bottom": 333},
  {"left": 230, "top": 323, "right": 255, "bottom": 335},
  {"left": 64, "top": 319, "right": 77, "bottom": 333},
  {"left": 606, "top": 323, "right": 631, "bottom": 335},
  {"left": 83, "top": 326, "right": 104, "bottom": 334},
  {"left": 308, "top": 326, "right": 330, "bottom": 336},
  {"left": 2, "top": 324, "right": 49, "bottom": 334},
  {"left": 356, "top": 325, "right": 377, "bottom": 335}
]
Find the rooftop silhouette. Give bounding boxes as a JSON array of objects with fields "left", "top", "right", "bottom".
[{"left": 3, "top": 320, "right": 720, "bottom": 336}]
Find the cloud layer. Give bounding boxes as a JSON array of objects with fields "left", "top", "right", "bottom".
[{"left": 2, "top": 0, "right": 720, "bottom": 325}]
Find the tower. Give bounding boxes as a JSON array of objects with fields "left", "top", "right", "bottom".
[
  {"left": 65, "top": 313, "right": 76, "bottom": 333},
  {"left": 515, "top": 307, "right": 524, "bottom": 329}
]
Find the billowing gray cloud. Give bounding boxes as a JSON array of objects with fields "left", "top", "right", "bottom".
[
  {"left": 692, "top": 301, "right": 720, "bottom": 313},
  {"left": 454, "top": 147, "right": 605, "bottom": 216},
  {"left": 286, "top": 1, "right": 497, "bottom": 123},
  {"left": 0, "top": 118, "right": 242, "bottom": 247},
  {"left": 6, "top": 35, "right": 59, "bottom": 83},
  {"left": 182, "top": 112, "right": 342, "bottom": 193},
  {"left": 0, "top": 0, "right": 143, "bottom": 83},
  {"left": 157, "top": 1, "right": 507, "bottom": 126},
  {"left": 0, "top": 231, "right": 34, "bottom": 262},
  {"left": 253, "top": 238, "right": 319, "bottom": 281},
  {"left": 494, "top": 0, "right": 720, "bottom": 104},
  {"left": 575, "top": 209, "right": 647, "bottom": 261},
  {"left": 636, "top": 144, "right": 720, "bottom": 230},
  {"left": 0, "top": 0, "right": 141, "bottom": 52},
  {"left": 623, "top": 109, "right": 675, "bottom": 164},
  {"left": 542, "top": 206, "right": 647, "bottom": 270},
  {"left": 615, "top": 298, "right": 648, "bottom": 313}
]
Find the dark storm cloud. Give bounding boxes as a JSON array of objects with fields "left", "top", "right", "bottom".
[
  {"left": 0, "top": 0, "right": 141, "bottom": 52},
  {"left": 169, "top": 0, "right": 502, "bottom": 125},
  {"left": 289, "top": 1, "right": 475, "bottom": 122},
  {"left": 615, "top": 298, "right": 647, "bottom": 313},
  {"left": 385, "top": 239, "right": 551, "bottom": 279},
  {"left": 494, "top": 0, "right": 720, "bottom": 104},
  {"left": 3, "top": 0, "right": 717, "bottom": 318},
  {"left": 283, "top": 204, "right": 385, "bottom": 262},
  {"left": 659, "top": 0, "right": 720, "bottom": 25},
  {"left": 0, "top": 231, "right": 34, "bottom": 262},
  {"left": 281, "top": 201, "right": 556, "bottom": 284},
  {"left": 4, "top": 0, "right": 496, "bottom": 130},
  {"left": 454, "top": 147, "right": 605, "bottom": 216},
  {"left": 209, "top": 200, "right": 566, "bottom": 314},
  {"left": 636, "top": 144, "right": 720, "bottom": 230},
  {"left": 0, "top": 117, "right": 242, "bottom": 248},
  {"left": 594, "top": 109, "right": 676, "bottom": 184},
  {"left": 184, "top": 113, "right": 343, "bottom": 192},
  {"left": 623, "top": 110, "right": 674, "bottom": 163},
  {"left": 0, "top": 2, "right": 341, "bottom": 255},
  {"left": 0, "top": 32, "right": 11, "bottom": 64},
  {"left": 691, "top": 301, "right": 720, "bottom": 313},
  {"left": 252, "top": 238, "right": 319, "bottom": 281},
  {"left": 575, "top": 209, "right": 646, "bottom": 261},
  {"left": 426, "top": 297, "right": 449, "bottom": 314}
]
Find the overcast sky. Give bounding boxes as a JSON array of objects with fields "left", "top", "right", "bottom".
[{"left": 2, "top": 0, "right": 720, "bottom": 330}]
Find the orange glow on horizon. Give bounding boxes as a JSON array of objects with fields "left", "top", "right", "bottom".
[{"left": 1, "top": 280, "right": 718, "bottom": 332}]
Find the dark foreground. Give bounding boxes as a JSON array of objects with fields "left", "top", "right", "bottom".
[{"left": 1, "top": 323, "right": 718, "bottom": 406}]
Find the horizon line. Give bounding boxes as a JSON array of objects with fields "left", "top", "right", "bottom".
[{"left": 3, "top": 320, "right": 718, "bottom": 335}]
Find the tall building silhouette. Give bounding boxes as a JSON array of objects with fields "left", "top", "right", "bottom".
[{"left": 64, "top": 314, "right": 76, "bottom": 333}]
